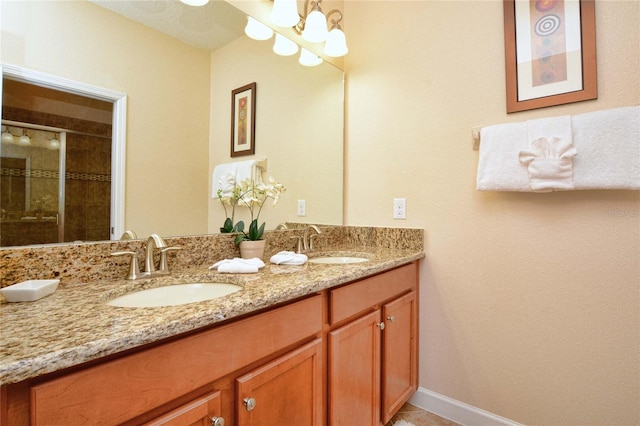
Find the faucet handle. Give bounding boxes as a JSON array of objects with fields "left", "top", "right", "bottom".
[
  {"left": 289, "top": 236, "right": 303, "bottom": 254},
  {"left": 159, "top": 246, "right": 182, "bottom": 272},
  {"left": 111, "top": 251, "right": 141, "bottom": 280}
]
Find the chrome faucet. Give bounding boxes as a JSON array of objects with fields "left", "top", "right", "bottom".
[{"left": 302, "top": 225, "right": 322, "bottom": 252}]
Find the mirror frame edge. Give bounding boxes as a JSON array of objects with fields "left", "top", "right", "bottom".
[{"left": 0, "top": 63, "right": 127, "bottom": 241}]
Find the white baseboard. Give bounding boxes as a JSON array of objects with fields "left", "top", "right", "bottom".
[{"left": 409, "top": 387, "right": 524, "bottom": 426}]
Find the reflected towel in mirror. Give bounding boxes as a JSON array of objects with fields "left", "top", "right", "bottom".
[{"left": 212, "top": 159, "right": 266, "bottom": 198}]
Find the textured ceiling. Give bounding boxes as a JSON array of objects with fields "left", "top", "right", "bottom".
[{"left": 90, "top": 0, "right": 246, "bottom": 52}]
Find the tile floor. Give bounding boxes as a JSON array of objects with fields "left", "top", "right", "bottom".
[{"left": 386, "top": 403, "right": 461, "bottom": 426}]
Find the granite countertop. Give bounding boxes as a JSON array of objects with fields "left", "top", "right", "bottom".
[{"left": 0, "top": 247, "right": 424, "bottom": 386}]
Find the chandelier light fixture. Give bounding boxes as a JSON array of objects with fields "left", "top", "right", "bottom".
[
  {"left": 181, "top": 0, "right": 348, "bottom": 66},
  {"left": 253, "top": 0, "right": 349, "bottom": 65},
  {"left": 287, "top": 0, "right": 348, "bottom": 58}
]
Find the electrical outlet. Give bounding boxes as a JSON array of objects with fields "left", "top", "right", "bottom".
[
  {"left": 393, "top": 198, "right": 406, "bottom": 219},
  {"left": 297, "top": 199, "right": 306, "bottom": 217}
]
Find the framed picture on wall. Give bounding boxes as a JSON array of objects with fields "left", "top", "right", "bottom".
[
  {"left": 231, "top": 82, "right": 256, "bottom": 157},
  {"left": 503, "top": 0, "right": 597, "bottom": 113}
]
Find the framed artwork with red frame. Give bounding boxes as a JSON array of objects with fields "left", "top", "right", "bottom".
[{"left": 503, "top": 0, "right": 597, "bottom": 113}]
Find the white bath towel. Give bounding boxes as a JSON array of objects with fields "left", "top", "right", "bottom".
[
  {"left": 571, "top": 106, "right": 640, "bottom": 189},
  {"left": 270, "top": 251, "right": 308, "bottom": 265},
  {"left": 212, "top": 160, "right": 264, "bottom": 198},
  {"left": 477, "top": 105, "right": 640, "bottom": 191},
  {"left": 477, "top": 121, "right": 531, "bottom": 191},
  {"left": 209, "top": 257, "right": 265, "bottom": 273}
]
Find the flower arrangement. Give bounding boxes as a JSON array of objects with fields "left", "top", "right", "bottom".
[
  {"left": 217, "top": 175, "right": 285, "bottom": 245},
  {"left": 33, "top": 194, "right": 54, "bottom": 213}
]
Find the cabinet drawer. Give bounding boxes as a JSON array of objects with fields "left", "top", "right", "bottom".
[
  {"left": 330, "top": 263, "right": 417, "bottom": 325},
  {"left": 30, "top": 295, "right": 322, "bottom": 426},
  {"left": 143, "top": 390, "right": 222, "bottom": 426}
]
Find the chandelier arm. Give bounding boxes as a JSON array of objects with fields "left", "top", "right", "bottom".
[{"left": 325, "top": 9, "right": 343, "bottom": 27}]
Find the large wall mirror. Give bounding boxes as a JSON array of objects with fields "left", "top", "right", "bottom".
[{"left": 0, "top": 0, "right": 344, "bottom": 248}]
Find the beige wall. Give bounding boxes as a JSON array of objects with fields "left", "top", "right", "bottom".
[
  {"left": 209, "top": 35, "right": 344, "bottom": 232},
  {"left": 1, "top": 0, "right": 211, "bottom": 239},
  {"left": 344, "top": 1, "right": 639, "bottom": 425}
]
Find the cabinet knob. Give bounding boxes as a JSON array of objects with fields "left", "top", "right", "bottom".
[
  {"left": 211, "top": 416, "right": 225, "bottom": 426},
  {"left": 243, "top": 397, "right": 257, "bottom": 412},
  {"left": 386, "top": 315, "right": 395, "bottom": 322},
  {"left": 376, "top": 322, "right": 385, "bottom": 330}
]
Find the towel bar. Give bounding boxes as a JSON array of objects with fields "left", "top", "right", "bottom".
[
  {"left": 472, "top": 126, "right": 482, "bottom": 150},
  {"left": 256, "top": 158, "right": 268, "bottom": 171}
]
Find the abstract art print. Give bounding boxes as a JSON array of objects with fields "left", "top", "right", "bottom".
[{"left": 503, "top": 0, "right": 597, "bottom": 113}]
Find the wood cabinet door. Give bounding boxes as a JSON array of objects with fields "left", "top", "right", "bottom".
[
  {"left": 235, "top": 338, "right": 323, "bottom": 426},
  {"left": 143, "top": 390, "right": 223, "bottom": 426},
  {"left": 328, "top": 310, "right": 382, "bottom": 426},
  {"left": 381, "top": 291, "right": 418, "bottom": 424}
]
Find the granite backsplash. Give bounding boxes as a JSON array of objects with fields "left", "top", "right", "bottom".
[{"left": 0, "top": 225, "right": 423, "bottom": 294}]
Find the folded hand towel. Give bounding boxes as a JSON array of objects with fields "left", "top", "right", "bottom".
[
  {"left": 519, "top": 136, "right": 577, "bottom": 191},
  {"left": 270, "top": 251, "right": 308, "bottom": 265},
  {"left": 209, "top": 257, "right": 265, "bottom": 273}
]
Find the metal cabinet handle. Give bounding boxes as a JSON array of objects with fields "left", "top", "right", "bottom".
[
  {"left": 211, "top": 416, "right": 225, "bottom": 426},
  {"left": 243, "top": 397, "right": 257, "bottom": 412},
  {"left": 387, "top": 315, "right": 395, "bottom": 322},
  {"left": 376, "top": 322, "right": 385, "bottom": 330}
]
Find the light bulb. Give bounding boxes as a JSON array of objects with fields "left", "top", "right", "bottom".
[
  {"left": 302, "top": 8, "right": 328, "bottom": 43},
  {"left": 18, "top": 134, "right": 31, "bottom": 146},
  {"left": 273, "top": 33, "right": 299, "bottom": 56},
  {"left": 48, "top": 138, "right": 61, "bottom": 150},
  {"left": 299, "top": 48, "right": 323, "bottom": 67},
  {"left": 323, "top": 26, "right": 348, "bottom": 57},
  {"left": 271, "top": 0, "right": 300, "bottom": 27},
  {"left": 179, "top": 0, "right": 209, "bottom": 6},
  {"left": 245, "top": 16, "right": 273, "bottom": 41},
  {"left": 1, "top": 128, "right": 14, "bottom": 144}
]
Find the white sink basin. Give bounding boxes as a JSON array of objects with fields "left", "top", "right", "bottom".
[
  {"left": 107, "top": 283, "right": 242, "bottom": 308},
  {"left": 308, "top": 256, "right": 369, "bottom": 264}
]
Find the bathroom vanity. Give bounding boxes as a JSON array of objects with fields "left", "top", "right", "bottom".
[{"left": 0, "top": 226, "right": 423, "bottom": 425}]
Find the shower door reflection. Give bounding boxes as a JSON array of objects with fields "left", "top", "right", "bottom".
[
  {"left": 1, "top": 125, "right": 61, "bottom": 246},
  {"left": 0, "top": 124, "right": 111, "bottom": 247}
]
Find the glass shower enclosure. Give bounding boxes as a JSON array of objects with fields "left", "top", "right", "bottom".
[{"left": 0, "top": 122, "right": 111, "bottom": 246}]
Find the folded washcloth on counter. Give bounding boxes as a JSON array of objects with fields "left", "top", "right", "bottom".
[
  {"left": 209, "top": 257, "right": 265, "bottom": 273},
  {"left": 270, "top": 251, "right": 308, "bottom": 265}
]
